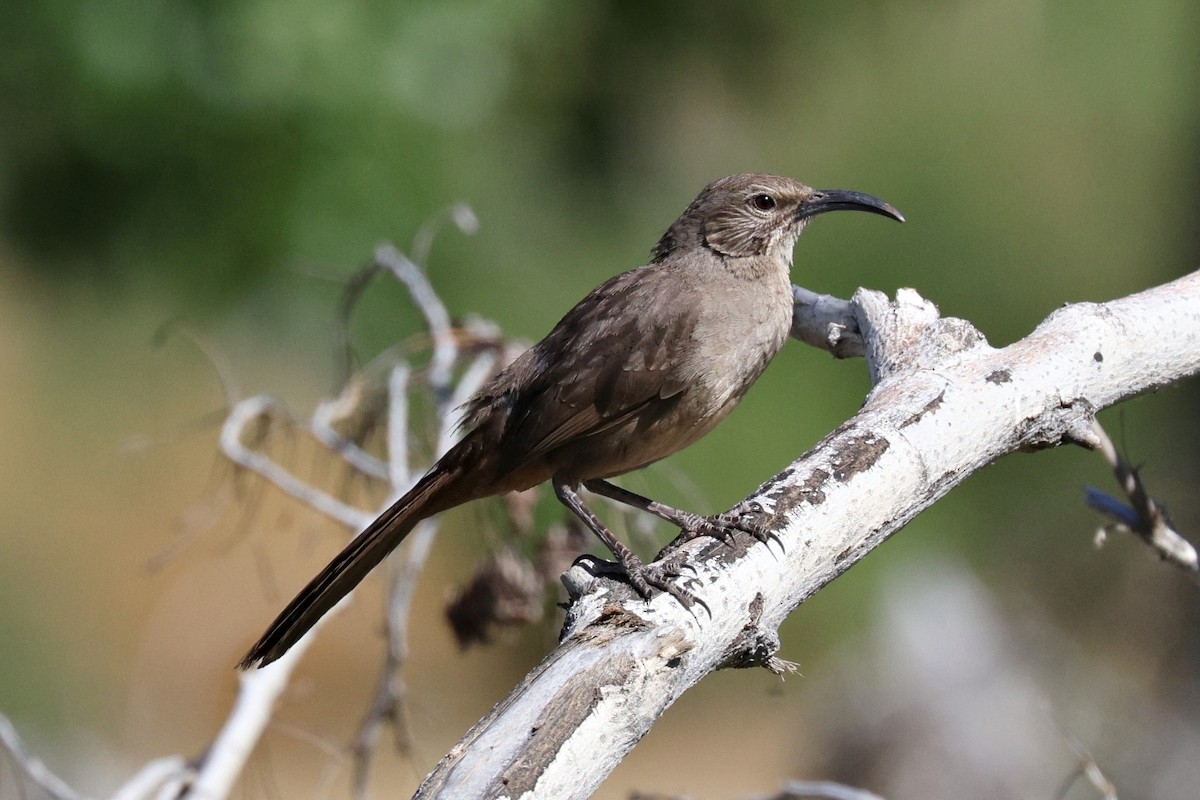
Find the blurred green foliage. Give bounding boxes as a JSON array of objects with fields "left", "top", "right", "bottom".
[{"left": 4, "top": 1, "right": 1196, "bottom": 311}]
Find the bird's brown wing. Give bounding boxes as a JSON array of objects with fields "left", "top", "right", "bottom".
[{"left": 464, "top": 265, "right": 696, "bottom": 474}]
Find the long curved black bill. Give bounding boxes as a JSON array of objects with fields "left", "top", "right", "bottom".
[{"left": 796, "top": 189, "right": 905, "bottom": 223}]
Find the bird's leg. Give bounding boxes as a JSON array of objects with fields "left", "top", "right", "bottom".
[
  {"left": 583, "top": 479, "right": 770, "bottom": 544},
  {"left": 553, "top": 476, "right": 698, "bottom": 607}
]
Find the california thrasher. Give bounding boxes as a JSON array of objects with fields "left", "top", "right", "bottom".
[{"left": 240, "top": 173, "right": 903, "bottom": 668}]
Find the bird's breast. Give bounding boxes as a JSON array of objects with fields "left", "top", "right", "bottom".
[
  {"left": 543, "top": 266, "right": 794, "bottom": 482},
  {"left": 687, "top": 270, "right": 793, "bottom": 414}
]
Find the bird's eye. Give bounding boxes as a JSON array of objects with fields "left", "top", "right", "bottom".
[{"left": 749, "top": 193, "right": 776, "bottom": 212}]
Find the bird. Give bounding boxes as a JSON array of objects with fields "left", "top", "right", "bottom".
[{"left": 239, "top": 173, "right": 903, "bottom": 668}]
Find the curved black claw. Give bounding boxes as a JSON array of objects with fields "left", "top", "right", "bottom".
[{"left": 574, "top": 553, "right": 708, "bottom": 615}]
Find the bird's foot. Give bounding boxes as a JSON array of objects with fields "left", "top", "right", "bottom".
[
  {"left": 575, "top": 553, "right": 707, "bottom": 613},
  {"left": 678, "top": 503, "right": 774, "bottom": 546},
  {"left": 634, "top": 554, "right": 709, "bottom": 613}
]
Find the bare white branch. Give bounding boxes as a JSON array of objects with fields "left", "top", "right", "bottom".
[
  {"left": 791, "top": 285, "right": 864, "bottom": 358},
  {"left": 414, "top": 270, "right": 1200, "bottom": 800}
]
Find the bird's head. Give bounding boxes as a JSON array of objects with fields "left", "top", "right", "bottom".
[{"left": 652, "top": 173, "right": 903, "bottom": 264}]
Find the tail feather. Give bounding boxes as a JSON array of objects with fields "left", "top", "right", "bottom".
[{"left": 238, "top": 465, "right": 457, "bottom": 669}]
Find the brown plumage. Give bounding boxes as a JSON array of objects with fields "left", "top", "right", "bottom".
[{"left": 239, "top": 174, "right": 902, "bottom": 669}]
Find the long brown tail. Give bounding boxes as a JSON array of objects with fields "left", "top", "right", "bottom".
[{"left": 238, "top": 464, "right": 460, "bottom": 669}]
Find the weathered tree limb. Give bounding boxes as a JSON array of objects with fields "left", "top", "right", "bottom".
[
  {"left": 414, "top": 270, "right": 1200, "bottom": 800},
  {"left": 790, "top": 285, "right": 863, "bottom": 358}
]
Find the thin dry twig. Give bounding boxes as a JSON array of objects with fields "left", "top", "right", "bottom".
[
  {"left": 1085, "top": 419, "right": 1199, "bottom": 583},
  {"left": 771, "top": 781, "right": 888, "bottom": 800},
  {"left": 190, "top": 216, "right": 508, "bottom": 796},
  {"left": 0, "top": 713, "right": 91, "bottom": 800},
  {"left": 312, "top": 379, "right": 392, "bottom": 481},
  {"left": 628, "top": 781, "right": 888, "bottom": 800},
  {"left": 374, "top": 243, "right": 456, "bottom": 407},
  {"left": 411, "top": 203, "right": 479, "bottom": 268},
  {"left": 1054, "top": 727, "right": 1118, "bottom": 800},
  {"left": 219, "top": 394, "right": 375, "bottom": 531},
  {"left": 351, "top": 350, "right": 506, "bottom": 795}
]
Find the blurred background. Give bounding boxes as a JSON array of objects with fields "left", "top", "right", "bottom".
[{"left": 1, "top": 1, "right": 1198, "bottom": 798}]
